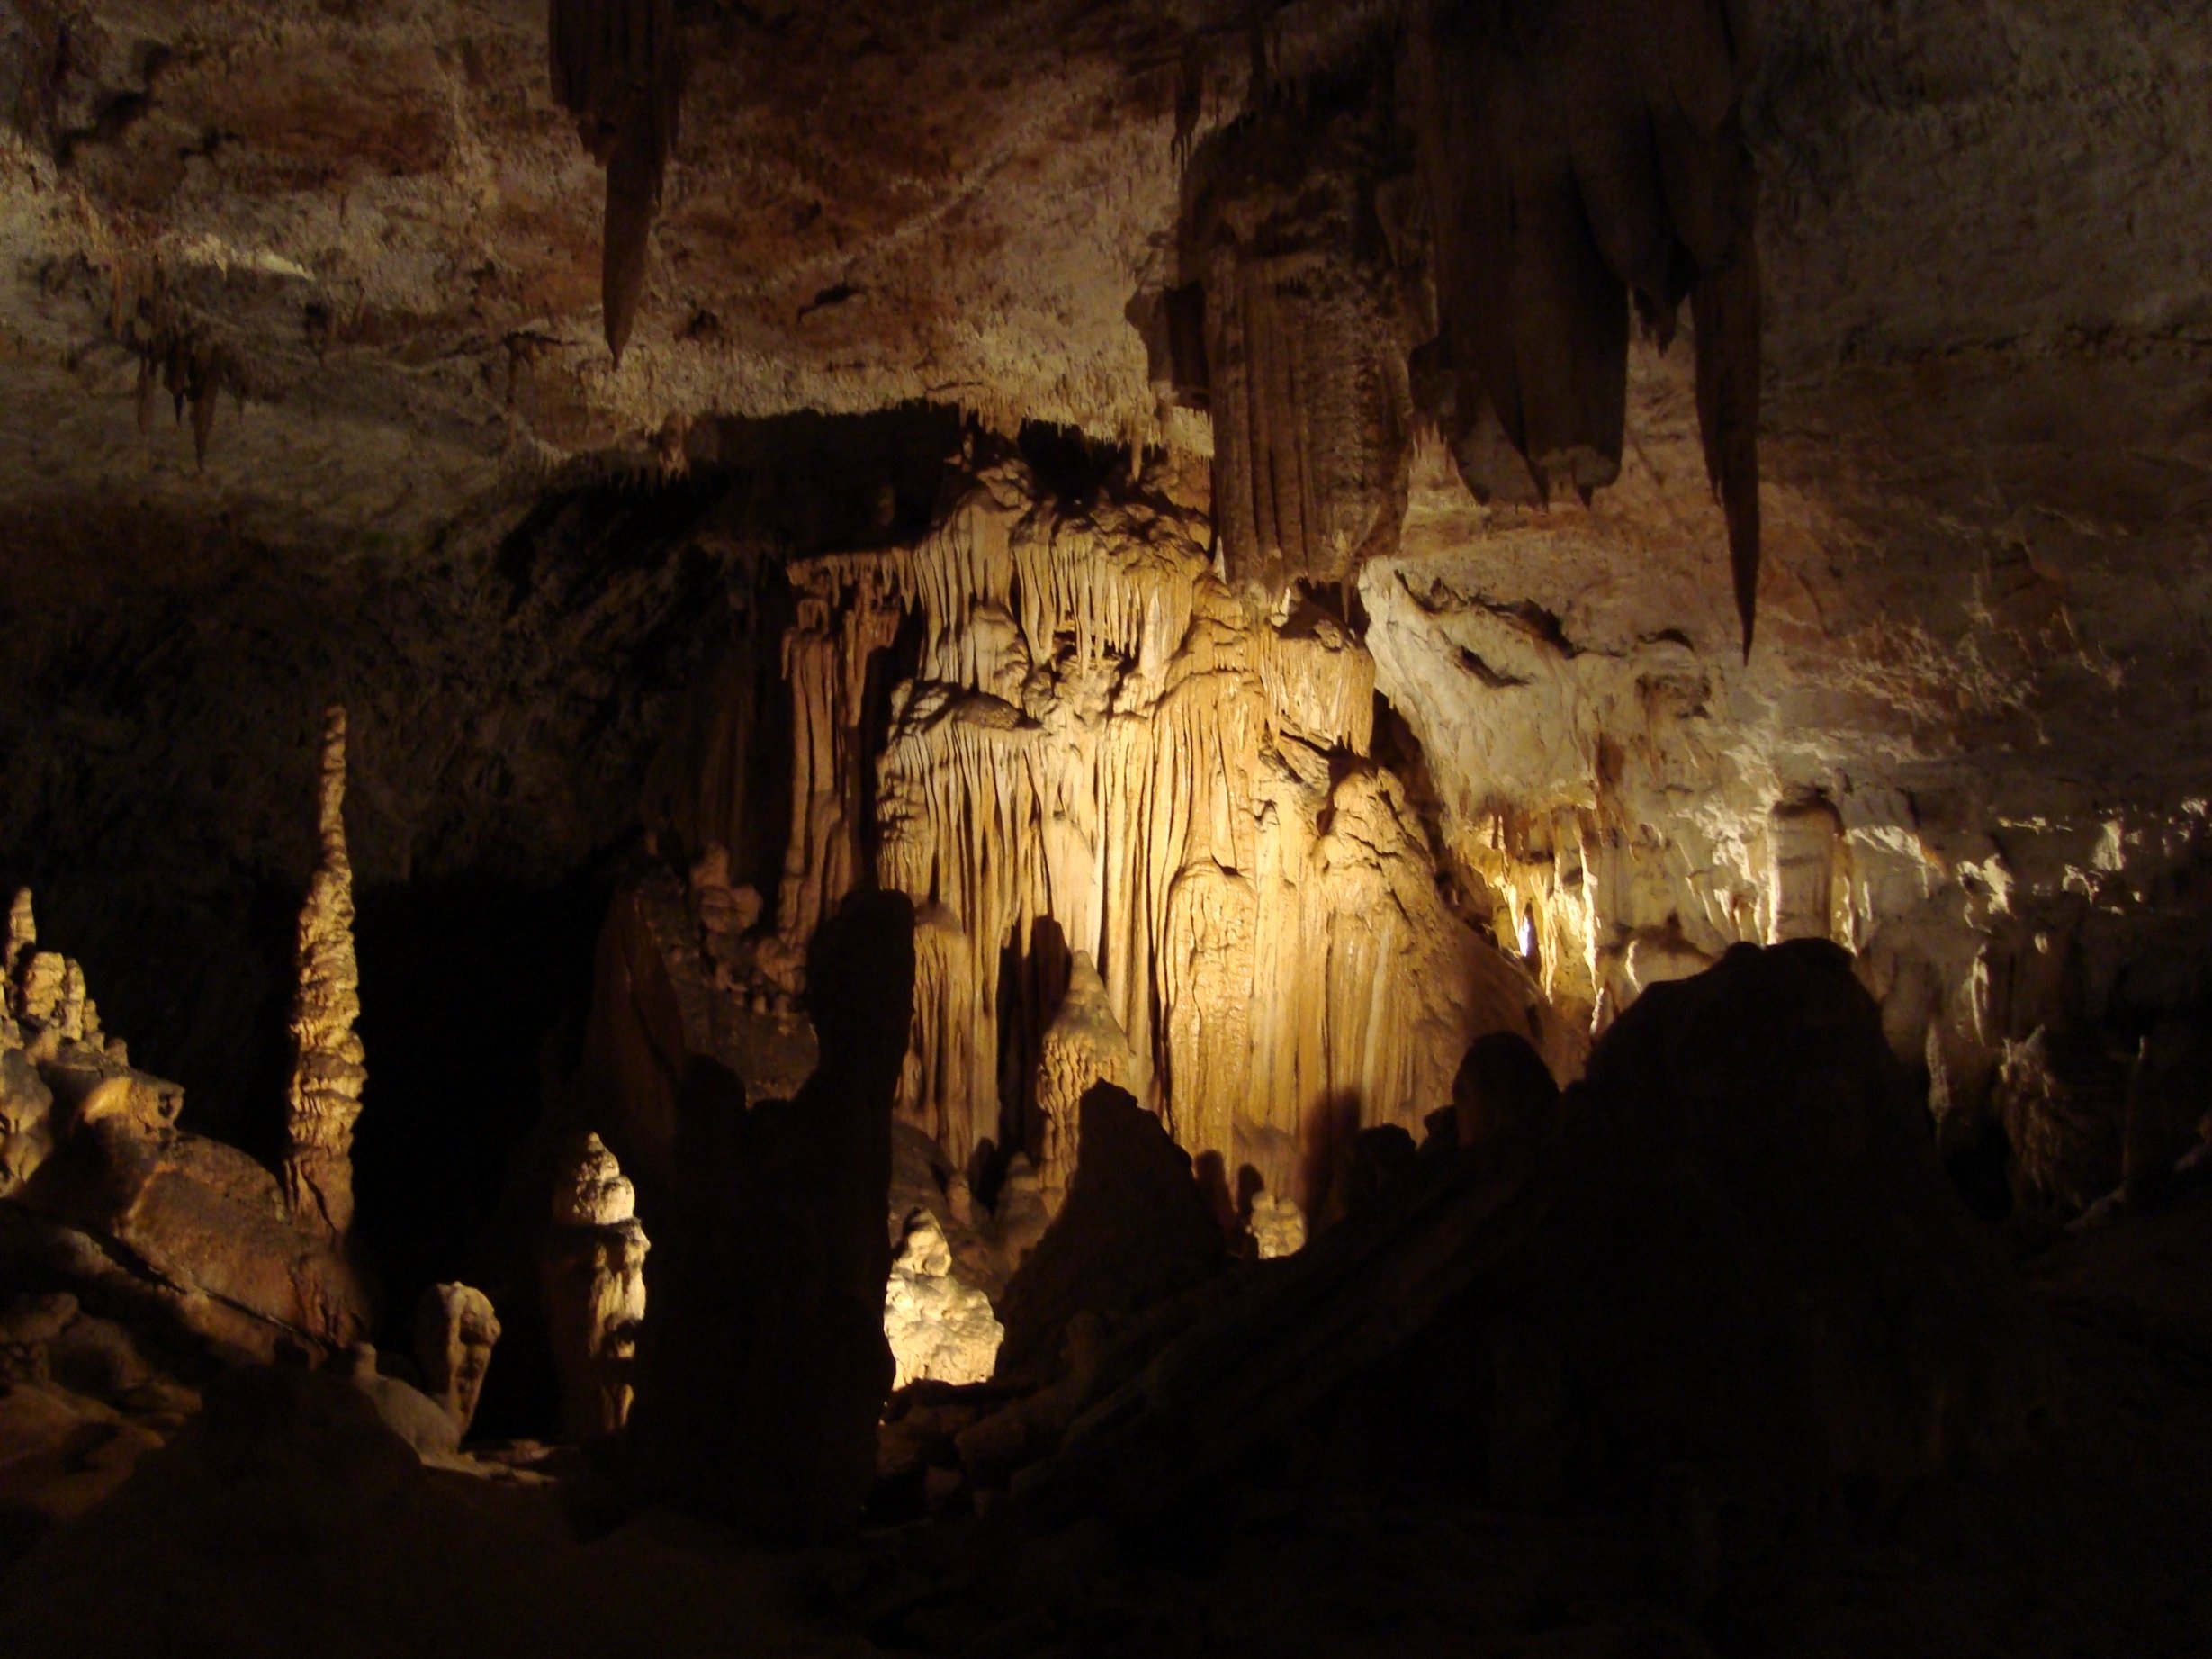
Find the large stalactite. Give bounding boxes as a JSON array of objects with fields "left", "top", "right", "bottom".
[
  {"left": 1173, "top": 4, "right": 1763, "bottom": 650},
  {"left": 550, "top": 0, "right": 685, "bottom": 364},
  {"left": 1403, "top": 0, "right": 1762, "bottom": 650}
]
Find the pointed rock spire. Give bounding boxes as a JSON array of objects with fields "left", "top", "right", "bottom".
[{"left": 281, "top": 706, "right": 366, "bottom": 1242}]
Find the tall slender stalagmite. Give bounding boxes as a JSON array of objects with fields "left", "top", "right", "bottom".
[{"left": 282, "top": 706, "right": 366, "bottom": 1242}]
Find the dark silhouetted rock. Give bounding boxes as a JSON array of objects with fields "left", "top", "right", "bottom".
[
  {"left": 632, "top": 889, "right": 915, "bottom": 1543},
  {"left": 995, "top": 1082, "right": 1226, "bottom": 1382}
]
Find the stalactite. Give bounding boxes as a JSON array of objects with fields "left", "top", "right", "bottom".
[
  {"left": 550, "top": 0, "right": 684, "bottom": 364},
  {"left": 775, "top": 463, "right": 1539, "bottom": 1207},
  {"left": 281, "top": 705, "right": 366, "bottom": 1244},
  {"left": 1405, "top": 0, "right": 1764, "bottom": 650},
  {"left": 111, "top": 260, "right": 240, "bottom": 468},
  {"left": 1180, "top": 85, "right": 1416, "bottom": 595}
]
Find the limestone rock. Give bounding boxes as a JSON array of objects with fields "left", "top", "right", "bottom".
[
  {"left": 341, "top": 1343, "right": 462, "bottom": 1459},
  {"left": 23, "top": 1119, "right": 364, "bottom": 1357},
  {"left": 1994, "top": 1027, "right": 2128, "bottom": 1218},
  {"left": 884, "top": 1210, "right": 1003, "bottom": 1391},
  {"left": 538, "top": 1133, "right": 649, "bottom": 1441},
  {"left": 1451, "top": 1031, "right": 1561, "bottom": 1157},
  {"left": 1034, "top": 953, "right": 1148, "bottom": 1213},
  {"left": 413, "top": 1284, "right": 500, "bottom": 1440},
  {"left": 1247, "top": 1192, "right": 1306, "bottom": 1260},
  {"left": 281, "top": 706, "right": 367, "bottom": 1243},
  {"left": 0, "top": 1048, "right": 54, "bottom": 1198},
  {"left": 1180, "top": 83, "right": 1414, "bottom": 593},
  {"left": 776, "top": 461, "right": 1539, "bottom": 1194},
  {"left": 1010, "top": 942, "right": 2036, "bottom": 1525}
]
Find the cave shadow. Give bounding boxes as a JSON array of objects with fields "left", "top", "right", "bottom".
[{"left": 349, "top": 872, "right": 607, "bottom": 1387}]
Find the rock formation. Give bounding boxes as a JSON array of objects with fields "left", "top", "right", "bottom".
[
  {"left": 339, "top": 1343, "right": 462, "bottom": 1459},
  {"left": 762, "top": 460, "right": 1543, "bottom": 1211},
  {"left": 537, "top": 1133, "right": 649, "bottom": 1441},
  {"left": 883, "top": 1209, "right": 1003, "bottom": 1391},
  {"left": 997, "top": 942, "right": 2036, "bottom": 1526},
  {"left": 1403, "top": 0, "right": 1763, "bottom": 651},
  {"left": 280, "top": 707, "right": 367, "bottom": 1245},
  {"left": 549, "top": 0, "right": 684, "bottom": 364},
  {"left": 412, "top": 1284, "right": 501, "bottom": 1442},
  {"left": 995, "top": 1082, "right": 1226, "bottom": 1384},
  {"left": 0, "top": 890, "right": 365, "bottom": 1357},
  {"left": 630, "top": 891, "right": 914, "bottom": 1543},
  {"left": 1033, "top": 953, "right": 1150, "bottom": 1213},
  {"left": 1176, "top": 72, "right": 1416, "bottom": 594}
]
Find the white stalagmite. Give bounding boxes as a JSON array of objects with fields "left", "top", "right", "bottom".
[
  {"left": 774, "top": 464, "right": 1536, "bottom": 1206},
  {"left": 281, "top": 705, "right": 367, "bottom": 1242}
]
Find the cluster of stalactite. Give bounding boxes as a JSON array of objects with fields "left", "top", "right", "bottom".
[
  {"left": 771, "top": 463, "right": 1536, "bottom": 1208},
  {"left": 550, "top": 0, "right": 684, "bottom": 363},
  {"left": 108, "top": 260, "right": 241, "bottom": 467},
  {"left": 1167, "top": 1, "right": 1763, "bottom": 649}
]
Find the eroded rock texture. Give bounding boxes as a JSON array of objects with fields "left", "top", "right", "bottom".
[
  {"left": 763, "top": 457, "right": 1547, "bottom": 1214},
  {"left": 280, "top": 707, "right": 365, "bottom": 1245},
  {"left": 538, "top": 1132, "right": 649, "bottom": 1440},
  {"left": 1177, "top": 69, "right": 1416, "bottom": 593}
]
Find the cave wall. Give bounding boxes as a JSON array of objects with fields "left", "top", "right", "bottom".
[{"left": 629, "top": 449, "right": 1551, "bottom": 1215}]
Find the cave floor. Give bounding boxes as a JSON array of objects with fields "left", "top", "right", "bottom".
[{"left": 1, "top": 1196, "right": 2208, "bottom": 1659}]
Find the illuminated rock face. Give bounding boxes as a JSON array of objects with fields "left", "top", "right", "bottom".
[
  {"left": 883, "top": 1210, "right": 1003, "bottom": 1390},
  {"left": 539, "top": 1133, "right": 649, "bottom": 1440},
  {"left": 281, "top": 708, "right": 366, "bottom": 1244},
  {"left": 771, "top": 462, "right": 1542, "bottom": 1211}
]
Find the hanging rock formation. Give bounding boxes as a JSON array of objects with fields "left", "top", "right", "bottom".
[
  {"left": 1402, "top": 0, "right": 1762, "bottom": 650},
  {"left": 1176, "top": 69, "right": 1418, "bottom": 593},
  {"left": 771, "top": 460, "right": 1542, "bottom": 1212},
  {"left": 549, "top": 0, "right": 684, "bottom": 363},
  {"left": 280, "top": 707, "right": 367, "bottom": 1245},
  {"left": 538, "top": 1132, "right": 650, "bottom": 1441}
]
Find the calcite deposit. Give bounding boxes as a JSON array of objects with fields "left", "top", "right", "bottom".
[
  {"left": 412, "top": 1283, "right": 501, "bottom": 1441},
  {"left": 769, "top": 459, "right": 1547, "bottom": 1212},
  {"left": 280, "top": 707, "right": 366, "bottom": 1245},
  {"left": 538, "top": 1132, "right": 649, "bottom": 1440},
  {"left": 883, "top": 1210, "right": 1003, "bottom": 1391}
]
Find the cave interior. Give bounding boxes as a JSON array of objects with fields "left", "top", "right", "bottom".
[{"left": 3, "top": 2, "right": 2212, "bottom": 1655}]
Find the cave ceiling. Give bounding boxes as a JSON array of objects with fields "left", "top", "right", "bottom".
[{"left": 2, "top": 1, "right": 2211, "bottom": 1086}]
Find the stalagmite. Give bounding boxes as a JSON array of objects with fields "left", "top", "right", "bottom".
[
  {"left": 280, "top": 706, "right": 366, "bottom": 1244},
  {"left": 412, "top": 1284, "right": 501, "bottom": 1440},
  {"left": 883, "top": 1209, "right": 1003, "bottom": 1390},
  {"left": 4, "top": 888, "right": 32, "bottom": 992},
  {"left": 538, "top": 1132, "right": 649, "bottom": 1440}
]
